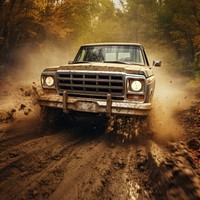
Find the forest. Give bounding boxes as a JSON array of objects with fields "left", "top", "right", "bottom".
[{"left": 0, "top": 0, "right": 199, "bottom": 81}]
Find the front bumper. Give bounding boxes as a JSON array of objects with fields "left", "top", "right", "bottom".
[{"left": 38, "top": 93, "right": 151, "bottom": 116}]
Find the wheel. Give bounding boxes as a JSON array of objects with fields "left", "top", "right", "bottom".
[{"left": 38, "top": 107, "right": 64, "bottom": 131}]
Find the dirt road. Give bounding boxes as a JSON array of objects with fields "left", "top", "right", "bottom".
[{"left": 0, "top": 83, "right": 200, "bottom": 200}]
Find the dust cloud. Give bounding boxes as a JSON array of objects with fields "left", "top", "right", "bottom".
[
  {"left": 7, "top": 42, "right": 78, "bottom": 84},
  {"left": 144, "top": 42, "right": 193, "bottom": 140},
  {"left": 150, "top": 68, "right": 192, "bottom": 140},
  {"left": 0, "top": 42, "right": 77, "bottom": 125}
]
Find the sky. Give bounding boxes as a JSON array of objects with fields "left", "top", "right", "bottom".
[{"left": 113, "top": 0, "right": 123, "bottom": 9}]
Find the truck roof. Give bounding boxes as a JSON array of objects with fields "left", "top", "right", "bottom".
[{"left": 82, "top": 42, "right": 143, "bottom": 47}]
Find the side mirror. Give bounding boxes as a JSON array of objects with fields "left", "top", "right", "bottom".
[
  {"left": 68, "top": 61, "right": 73, "bottom": 64},
  {"left": 153, "top": 60, "right": 161, "bottom": 67}
]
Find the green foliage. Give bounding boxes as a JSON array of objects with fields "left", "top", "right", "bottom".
[
  {"left": 123, "top": 0, "right": 159, "bottom": 42},
  {"left": 157, "top": 0, "right": 200, "bottom": 68}
]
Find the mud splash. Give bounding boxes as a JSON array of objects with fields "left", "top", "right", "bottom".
[
  {"left": 107, "top": 115, "right": 150, "bottom": 143},
  {"left": 0, "top": 81, "right": 41, "bottom": 131}
]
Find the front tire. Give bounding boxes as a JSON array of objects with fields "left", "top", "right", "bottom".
[{"left": 39, "top": 107, "right": 64, "bottom": 131}]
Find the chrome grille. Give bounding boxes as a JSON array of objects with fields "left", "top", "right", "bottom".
[{"left": 56, "top": 71, "right": 124, "bottom": 98}]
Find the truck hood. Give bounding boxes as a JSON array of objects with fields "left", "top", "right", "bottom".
[{"left": 44, "top": 63, "right": 154, "bottom": 78}]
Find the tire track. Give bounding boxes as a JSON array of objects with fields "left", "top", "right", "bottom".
[{"left": 0, "top": 131, "right": 88, "bottom": 200}]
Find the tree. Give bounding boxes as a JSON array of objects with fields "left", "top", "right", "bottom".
[
  {"left": 157, "top": 0, "right": 200, "bottom": 67},
  {"left": 0, "top": 0, "right": 49, "bottom": 63},
  {"left": 120, "top": 0, "right": 159, "bottom": 43}
]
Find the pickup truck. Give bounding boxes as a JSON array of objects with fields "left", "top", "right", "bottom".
[{"left": 39, "top": 43, "right": 161, "bottom": 118}]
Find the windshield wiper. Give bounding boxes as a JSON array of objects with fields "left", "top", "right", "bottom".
[
  {"left": 103, "top": 61, "right": 132, "bottom": 65},
  {"left": 105, "top": 61, "right": 145, "bottom": 66},
  {"left": 72, "top": 60, "right": 143, "bottom": 65},
  {"left": 71, "top": 61, "right": 91, "bottom": 64}
]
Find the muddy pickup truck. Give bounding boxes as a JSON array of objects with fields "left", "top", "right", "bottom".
[{"left": 39, "top": 43, "right": 161, "bottom": 117}]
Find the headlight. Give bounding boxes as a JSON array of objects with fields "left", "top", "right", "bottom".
[
  {"left": 45, "top": 76, "right": 54, "bottom": 87},
  {"left": 130, "top": 80, "right": 142, "bottom": 92}
]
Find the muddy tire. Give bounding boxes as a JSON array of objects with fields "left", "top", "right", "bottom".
[{"left": 38, "top": 107, "right": 65, "bottom": 131}]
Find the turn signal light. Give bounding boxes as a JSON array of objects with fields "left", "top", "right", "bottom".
[
  {"left": 127, "top": 94, "right": 144, "bottom": 100},
  {"left": 43, "top": 88, "right": 57, "bottom": 94}
]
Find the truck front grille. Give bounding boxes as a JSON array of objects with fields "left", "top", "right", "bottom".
[{"left": 56, "top": 71, "right": 124, "bottom": 99}]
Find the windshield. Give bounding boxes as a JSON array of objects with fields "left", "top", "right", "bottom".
[{"left": 74, "top": 45, "right": 145, "bottom": 65}]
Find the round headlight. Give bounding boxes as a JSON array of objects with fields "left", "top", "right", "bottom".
[
  {"left": 45, "top": 76, "right": 54, "bottom": 86},
  {"left": 130, "top": 80, "right": 142, "bottom": 91}
]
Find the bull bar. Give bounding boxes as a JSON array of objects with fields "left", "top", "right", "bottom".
[{"left": 39, "top": 92, "right": 151, "bottom": 116}]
